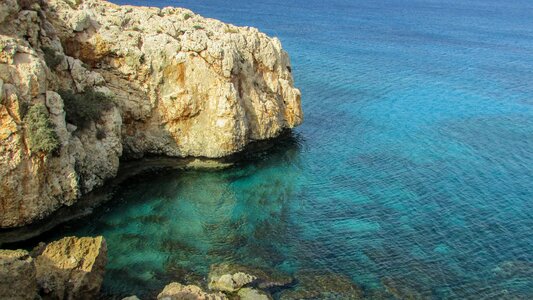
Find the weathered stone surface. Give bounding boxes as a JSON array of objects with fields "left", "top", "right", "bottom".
[
  {"left": 238, "top": 288, "right": 273, "bottom": 300},
  {"left": 34, "top": 236, "right": 107, "bottom": 300},
  {"left": 209, "top": 272, "right": 256, "bottom": 292},
  {"left": 157, "top": 282, "right": 228, "bottom": 300},
  {"left": 0, "top": 249, "right": 38, "bottom": 300},
  {"left": 208, "top": 263, "right": 294, "bottom": 293},
  {"left": 0, "top": 0, "right": 301, "bottom": 228}
]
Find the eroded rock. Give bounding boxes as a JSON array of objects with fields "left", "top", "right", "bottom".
[
  {"left": 238, "top": 288, "right": 273, "bottom": 300},
  {"left": 34, "top": 236, "right": 107, "bottom": 300},
  {"left": 0, "top": 249, "right": 38, "bottom": 300},
  {"left": 0, "top": 0, "right": 302, "bottom": 229},
  {"left": 208, "top": 263, "right": 294, "bottom": 292},
  {"left": 157, "top": 282, "right": 228, "bottom": 300}
]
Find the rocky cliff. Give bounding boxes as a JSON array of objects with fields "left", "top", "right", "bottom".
[{"left": 0, "top": 0, "right": 302, "bottom": 228}]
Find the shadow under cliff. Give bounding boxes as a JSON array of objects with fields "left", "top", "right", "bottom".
[{"left": 0, "top": 130, "right": 304, "bottom": 246}]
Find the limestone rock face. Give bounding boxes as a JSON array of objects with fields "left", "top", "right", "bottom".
[
  {"left": 0, "top": 0, "right": 302, "bottom": 228},
  {"left": 34, "top": 236, "right": 107, "bottom": 300},
  {"left": 0, "top": 249, "right": 38, "bottom": 300},
  {"left": 157, "top": 282, "right": 228, "bottom": 300}
]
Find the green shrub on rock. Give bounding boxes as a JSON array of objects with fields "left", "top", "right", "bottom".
[
  {"left": 59, "top": 88, "right": 115, "bottom": 129},
  {"left": 42, "top": 47, "right": 63, "bottom": 70},
  {"left": 24, "top": 104, "right": 60, "bottom": 154}
]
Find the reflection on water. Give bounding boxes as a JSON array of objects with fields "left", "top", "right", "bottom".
[{"left": 34, "top": 133, "right": 306, "bottom": 297}]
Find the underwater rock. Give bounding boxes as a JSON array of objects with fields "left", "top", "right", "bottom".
[
  {"left": 0, "top": 249, "right": 38, "bottom": 300},
  {"left": 238, "top": 287, "right": 273, "bottom": 300},
  {"left": 209, "top": 272, "right": 257, "bottom": 292},
  {"left": 279, "top": 271, "right": 363, "bottom": 300},
  {"left": 208, "top": 263, "right": 294, "bottom": 292},
  {"left": 157, "top": 282, "right": 228, "bottom": 300},
  {"left": 492, "top": 261, "right": 533, "bottom": 279},
  {"left": 381, "top": 276, "right": 427, "bottom": 300},
  {"left": 122, "top": 296, "right": 141, "bottom": 300},
  {"left": 34, "top": 236, "right": 107, "bottom": 300},
  {"left": 208, "top": 263, "right": 294, "bottom": 289}
]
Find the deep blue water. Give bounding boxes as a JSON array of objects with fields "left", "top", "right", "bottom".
[{"left": 53, "top": 0, "right": 533, "bottom": 298}]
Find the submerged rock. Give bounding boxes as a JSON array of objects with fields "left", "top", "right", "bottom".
[
  {"left": 238, "top": 287, "right": 273, "bottom": 300},
  {"left": 208, "top": 263, "right": 294, "bottom": 292},
  {"left": 157, "top": 282, "right": 227, "bottom": 300},
  {"left": 209, "top": 271, "right": 257, "bottom": 292},
  {"left": 492, "top": 261, "right": 533, "bottom": 279},
  {"left": 279, "top": 271, "right": 363, "bottom": 300},
  {"left": 381, "top": 276, "right": 426, "bottom": 300},
  {"left": 0, "top": 249, "right": 38, "bottom": 300},
  {"left": 34, "top": 236, "right": 107, "bottom": 300}
]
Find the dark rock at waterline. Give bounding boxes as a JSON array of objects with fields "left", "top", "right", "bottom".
[{"left": 279, "top": 271, "right": 363, "bottom": 300}]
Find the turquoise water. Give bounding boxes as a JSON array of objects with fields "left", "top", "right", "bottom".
[{"left": 47, "top": 0, "right": 533, "bottom": 298}]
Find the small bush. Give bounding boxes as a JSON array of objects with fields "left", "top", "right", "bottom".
[
  {"left": 18, "top": 102, "right": 29, "bottom": 119},
  {"left": 42, "top": 47, "right": 63, "bottom": 70},
  {"left": 24, "top": 104, "right": 60, "bottom": 154},
  {"left": 59, "top": 88, "right": 115, "bottom": 129},
  {"left": 96, "top": 127, "right": 106, "bottom": 140},
  {"left": 224, "top": 27, "right": 239, "bottom": 34},
  {"left": 183, "top": 13, "right": 192, "bottom": 20},
  {"left": 193, "top": 25, "right": 204, "bottom": 30}
]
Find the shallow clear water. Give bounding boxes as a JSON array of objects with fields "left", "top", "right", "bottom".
[{"left": 45, "top": 0, "right": 533, "bottom": 298}]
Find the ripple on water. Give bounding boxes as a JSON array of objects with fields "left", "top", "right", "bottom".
[{"left": 18, "top": 0, "right": 533, "bottom": 298}]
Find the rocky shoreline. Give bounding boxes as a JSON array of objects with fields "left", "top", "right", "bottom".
[
  {"left": 1, "top": 236, "right": 369, "bottom": 299},
  {"left": 1, "top": 0, "right": 304, "bottom": 298},
  {"left": 0, "top": 0, "right": 302, "bottom": 229}
]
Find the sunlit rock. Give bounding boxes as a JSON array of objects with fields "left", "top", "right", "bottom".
[{"left": 34, "top": 236, "right": 107, "bottom": 300}]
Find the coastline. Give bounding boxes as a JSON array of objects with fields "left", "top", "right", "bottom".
[{"left": 0, "top": 131, "right": 300, "bottom": 246}]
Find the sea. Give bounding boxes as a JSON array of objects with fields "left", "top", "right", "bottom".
[{"left": 39, "top": 0, "right": 533, "bottom": 298}]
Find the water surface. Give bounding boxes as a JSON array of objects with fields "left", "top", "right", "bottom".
[{"left": 48, "top": 0, "right": 533, "bottom": 298}]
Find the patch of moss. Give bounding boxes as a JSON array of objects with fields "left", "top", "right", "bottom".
[
  {"left": 224, "top": 26, "right": 239, "bottom": 34},
  {"left": 24, "top": 104, "right": 60, "bottom": 154},
  {"left": 193, "top": 25, "right": 204, "bottom": 30}
]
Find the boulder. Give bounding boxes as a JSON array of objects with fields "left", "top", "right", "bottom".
[
  {"left": 208, "top": 263, "right": 294, "bottom": 293},
  {"left": 157, "top": 282, "right": 227, "bottom": 300},
  {"left": 238, "top": 288, "right": 273, "bottom": 300},
  {"left": 209, "top": 272, "right": 256, "bottom": 293},
  {"left": 0, "top": 249, "right": 38, "bottom": 300},
  {"left": 34, "top": 236, "right": 107, "bottom": 300}
]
